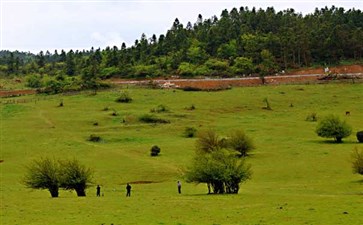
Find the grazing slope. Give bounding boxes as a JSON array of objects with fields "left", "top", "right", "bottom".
[{"left": 1, "top": 83, "right": 363, "bottom": 225}]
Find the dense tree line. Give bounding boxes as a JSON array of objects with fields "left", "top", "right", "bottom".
[{"left": 1, "top": 6, "right": 362, "bottom": 86}]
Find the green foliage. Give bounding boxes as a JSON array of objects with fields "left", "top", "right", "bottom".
[
  {"left": 177, "top": 62, "right": 197, "bottom": 77},
  {"left": 230, "top": 57, "right": 255, "bottom": 75},
  {"left": 258, "top": 49, "right": 278, "bottom": 76},
  {"left": 131, "top": 64, "right": 161, "bottom": 78},
  {"left": 23, "top": 157, "right": 60, "bottom": 197},
  {"left": 315, "top": 115, "right": 352, "bottom": 143},
  {"left": 227, "top": 129, "right": 255, "bottom": 157},
  {"left": 184, "top": 127, "right": 197, "bottom": 138},
  {"left": 150, "top": 145, "right": 161, "bottom": 156},
  {"left": 185, "top": 150, "right": 252, "bottom": 194},
  {"left": 187, "top": 39, "right": 208, "bottom": 64},
  {"left": 99, "top": 66, "right": 120, "bottom": 79},
  {"left": 195, "top": 130, "right": 225, "bottom": 153},
  {"left": 23, "top": 158, "right": 93, "bottom": 197},
  {"left": 352, "top": 147, "right": 363, "bottom": 175},
  {"left": 204, "top": 58, "right": 229, "bottom": 73},
  {"left": 2, "top": 6, "right": 363, "bottom": 82},
  {"left": 217, "top": 40, "right": 238, "bottom": 59},
  {"left": 116, "top": 91, "right": 133, "bottom": 103},
  {"left": 25, "top": 74, "right": 43, "bottom": 88},
  {"left": 59, "top": 159, "right": 93, "bottom": 197}
]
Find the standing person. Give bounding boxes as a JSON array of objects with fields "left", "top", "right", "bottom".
[
  {"left": 96, "top": 185, "right": 101, "bottom": 197},
  {"left": 126, "top": 183, "right": 131, "bottom": 197},
  {"left": 177, "top": 181, "right": 181, "bottom": 194}
]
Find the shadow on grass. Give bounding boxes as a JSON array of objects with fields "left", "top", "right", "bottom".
[
  {"left": 350, "top": 179, "right": 363, "bottom": 184},
  {"left": 309, "top": 139, "right": 359, "bottom": 145}
]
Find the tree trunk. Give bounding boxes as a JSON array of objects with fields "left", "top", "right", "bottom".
[
  {"left": 75, "top": 188, "right": 86, "bottom": 197},
  {"left": 336, "top": 137, "right": 342, "bottom": 143},
  {"left": 49, "top": 187, "right": 59, "bottom": 198}
]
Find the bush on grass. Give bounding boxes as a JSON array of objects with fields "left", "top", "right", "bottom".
[
  {"left": 315, "top": 115, "right": 352, "bottom": 143},
  {"left": 150, "top": 145, "right": 161, "bottom": 156},
  {"left": 139, "top": 114, "right": 170, "bottom": 124},
  {"left": 88, "top": 134, "right": 101, "bottom": 142},
  {"left": 116, "top": 91, "right": 132, "bottom": 103},
  {"left": 184, "top": 127, "right": 197, "bottom": 138}
]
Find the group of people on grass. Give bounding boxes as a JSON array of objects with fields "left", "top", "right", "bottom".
[{"left": 96, "top": 181, "right": 182, "bottom": 197}]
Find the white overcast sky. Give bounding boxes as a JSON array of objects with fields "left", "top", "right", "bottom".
[{"left": 1, "top": 0, "right": 362, "bottom": 54}]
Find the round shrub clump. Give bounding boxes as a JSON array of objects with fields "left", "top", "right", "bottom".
[
  {"left": 150, "top": 145, "right": 161, "bottom": 156},
  {"left": 116, "top": 91, "right": 132, "bottom": 103},
  {"left": 184, "top": 127, "right": 197, "bottom": 138},
  {"left": 89, "top": 134, "right": 101, "bottom": 142},
  {"left": 357, "top": 131, "right": 363, "bottom": 143}
]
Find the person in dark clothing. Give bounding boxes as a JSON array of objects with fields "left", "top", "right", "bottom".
[
  {"left": 126, "top": 183, "right": 131, "bottom": 197},
  {"left": 96, "top": 185, "right": 101, "bottom": 197},
  {"left": 177, "top": 181, "right": 181, "bottom": 194}
]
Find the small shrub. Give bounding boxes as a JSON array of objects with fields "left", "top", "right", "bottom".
[
  {"left": 139, "top": 114, "right": 170, "bottom": 124},
  {"left": 93, "top": 122, "right": 98, "bottom": 126},
  {"left": 150, "top": 145, "right": 161, "bottom": 156},
  {"left": 111, "top": 110, "right": 118, "bottom": 116},
  {"left": 262, "top": 97, "right": 272, "bottom": 110},
  {"left": 306, "top": 112, "right": 318, "bottom": 122},
  {"left": 88, "top": 134, "right": 101, "bottom": 142},
  {"left": 116, "top": 91, "right": 132, "bottom": 103},
  {"left": 102, "top": 107, "right": 109, "bottom": 111},
  {"left": 150, "top": 104, "right": 169, "bottom": 113},
  {"left": 185, "top": 104, "right": 196, "bottom": 110},
  {"left": 316, "top": 115, "right": 352, "bottom": 143},
  {"left": 352, "top": 147, "right": 363, "bottom": 175},
  {"left": 357, "top": 131, "right": 363, "bottom": 143},
  {"left": 227, "top": 129, "right": 255, "bottom": 157},
  {"left": 184, "top": 127, "right": 197, "bottom": 138}
]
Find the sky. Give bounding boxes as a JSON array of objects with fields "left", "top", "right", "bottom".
[{"left": 1, "top": 0, "right": 362, "bottom": 54}]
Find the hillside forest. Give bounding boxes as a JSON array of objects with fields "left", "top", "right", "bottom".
[{"left": 0, "top": 6, "right": 362, "bottom": 92}]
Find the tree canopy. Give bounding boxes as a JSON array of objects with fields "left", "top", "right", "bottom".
[{"left": 1, "top": 6, "right": 362, "bottom": 84}]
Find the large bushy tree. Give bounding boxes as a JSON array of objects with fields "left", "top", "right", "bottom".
[
  {"left": 185, "top": 150, "right": 251, "bottom": 194},
  {"left": 23, "top": 158, "right": 93, "bottom": 197},
  {"left": 227, "top": 129, "right": 255, "bottom": 157},
  {"left": 23, "top": 157, "right": 60, "bottom": 197},
  {"left": 59, "top": 159, "right": 93, "bottom": 197},
  {"left": 186, "top": 129, "right": 252, "bottom": 194}
]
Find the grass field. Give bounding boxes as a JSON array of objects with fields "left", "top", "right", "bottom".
[{"left": 1, "top": 82, "right": 363, "bottom": 225}]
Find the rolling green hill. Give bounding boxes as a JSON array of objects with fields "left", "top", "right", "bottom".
[{"left": 1, "top": 82, "right": 363, "bottom": 224}]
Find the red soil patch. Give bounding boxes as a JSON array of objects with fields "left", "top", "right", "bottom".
[
  {"left": 286, "top": 64, "right": 363, "bottom": 75},
  {"left": 0, "top": 89, "right": 36, "bottom": 97},
  {"left": 112, "top": 64, "right": 362, "bottom": 90},
  {"left": 1, "top": 65, "right": 361, "bottom": 96}
]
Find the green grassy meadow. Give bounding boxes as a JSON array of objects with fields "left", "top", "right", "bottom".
[{"left": 1, "top": 83, "right": 363, "bottom": 225}]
